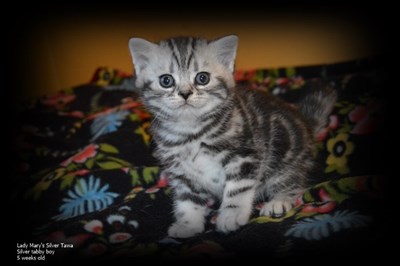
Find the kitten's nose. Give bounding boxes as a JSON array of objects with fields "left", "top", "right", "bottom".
[{"left": 178, "top": 91, "right": 193, "bottom": 100}]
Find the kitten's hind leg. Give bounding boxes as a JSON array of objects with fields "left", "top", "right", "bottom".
[
  {"left": 259, "top": 194, "right": 296, "bottom": 217},
  {"left": 259, "top": 173, "right": 305, "bottom": 217}
]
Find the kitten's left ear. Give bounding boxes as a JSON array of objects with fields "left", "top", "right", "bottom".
[
  {"left": 128, "top": 37, "right": 158, "bottom": 75},
  {"left": 210, "top": 35, "right": 238, "bottom": 72}
]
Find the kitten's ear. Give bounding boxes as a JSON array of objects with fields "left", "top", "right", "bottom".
[
  {"left": 128, "top": 38, "right": 158, "bottom": 75},
  {"left": 210, "top": 35, "right": 238, "bottom": 72}
]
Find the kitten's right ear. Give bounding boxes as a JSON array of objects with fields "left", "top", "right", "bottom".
[
  {"left": 128, "top": 38, "right": 157, "bottom": 75},
  {"left": 210, "top": 35, "right": 238, "bottom": 72}
]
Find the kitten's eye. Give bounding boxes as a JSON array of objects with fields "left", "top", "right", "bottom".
[
  {"left": 159, "top": 74, "right": 175, "bottom": 88},
  {"left": 195, "top": 72, "right": 210, "bottom": 85}
]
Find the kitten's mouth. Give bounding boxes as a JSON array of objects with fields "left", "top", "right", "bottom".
[
  {"left": 170, "top": 100, "right": 203, "bottom": 111},
  {"left": 178, "top": 102, "right": 196, "bottom": 109}
]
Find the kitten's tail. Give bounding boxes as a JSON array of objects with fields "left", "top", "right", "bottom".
[{"left": 297, "top": 82, "right": 337, "bottom": 133}]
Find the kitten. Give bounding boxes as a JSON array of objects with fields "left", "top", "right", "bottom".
[{"left": 128, "top": 35, "right": 336, "bottom": 238}]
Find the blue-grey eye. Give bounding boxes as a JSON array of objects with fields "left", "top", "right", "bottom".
[
  {"left": 159, "top": 74, "right": 175, "bottom": 88},
  {"left": 195, "top": 72, "right": 210, "bottom": 85}
]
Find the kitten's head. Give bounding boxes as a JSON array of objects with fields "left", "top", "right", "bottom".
[{"left": 128, "top": 35, "right": 238, "bottom": 120}]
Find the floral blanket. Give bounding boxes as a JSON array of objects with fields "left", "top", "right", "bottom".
[{"left": 13, "top": 58, "right": 388, "bottom": 262}]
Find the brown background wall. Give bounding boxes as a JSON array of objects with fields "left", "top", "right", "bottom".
[{"left": 18, "top": 9, "right": 378, "bottom": 100}]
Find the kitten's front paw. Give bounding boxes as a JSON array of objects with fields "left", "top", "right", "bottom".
[
  {"left": 168, "top": 221, "right": 204, "bottom": 238},
  {"left": 260, "top": 197, "right": 294, "bottom": 217},
  {"left": 216, "top": 208, "right": 250, "bottom": 233}
]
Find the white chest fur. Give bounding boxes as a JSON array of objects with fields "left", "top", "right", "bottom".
[{"left": 166, "top": 142, "right": 226, "bottom": 199}]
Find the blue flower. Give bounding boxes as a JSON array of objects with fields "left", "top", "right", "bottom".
[
  {"left": 285, "top": 210, "right": 371, "bottom": 240},
  {"left": 53, "top": 175, "right": 119, "bottom": 221},
  {"left": 90, "top": 110, "right": 129, "bottom": 141}
]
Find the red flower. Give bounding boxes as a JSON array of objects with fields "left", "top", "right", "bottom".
[
  {"left": 120, "top": 97, "right": 142, "bottom": 110},
  {"left": 234, "top": 70, "right": 246, "bottom": 81},
  {"left": 84, "top": 220, "right": 103, "bottom": 234},
  {"left": 145, "top": 173, "right": 169, "bottom": 193},
  {"left": 295, "top": 197, "right": 303, "bottom": 206},
  {"left": 41, "top": 93, "right": 76, "bottom": 109},
  {"left": 291, "top": 76, "right": 305, "bottom": 89},
  {"left": 70, "top": 169, "right": 90, "bottom": 176},
  {"left": 132, "top": 108, "right": 152, "bottom": 120},
  {"left": 156, "top": 173, "right": 169, "bottom": 188},
  {"left": 234, "top": 69, "right": 256, "bottom": 82},
  {"left": 349, "top": 101, "right": 382, "bottom": 135},
  {"left": 315, "top": 115, "right": 339, "bottom": 141},
  {"left": 349, "top": 105, "right": 368, "bottom": 122},
  {"left": 61, "top": 144, "right": 98, "bottom": 166},
  {"left": 58, "top": 111, "right": 85, "bottom": 119},
  {"left": 121, "top": 167, "right": 129, "bottom": 174},
  {"left": 86, "top": 108, "right": 114, "bottom": 120},
  {"left": 301, "top": 202, "right": 336, "bottom": 213},
  {"left": 275, "top": 78, "right": 290, "bottom": 86},
  {"left": 300, "top": 188, "right": 336, "bottom": 214},
  {"left": 145, "top": 187, "right": 160, "bottom": 193},
  {"left": 108, "top": 232, "right": 132, "bottom": 244}
]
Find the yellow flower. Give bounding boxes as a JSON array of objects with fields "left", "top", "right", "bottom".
[
  {"left": 96, "top": 68, "right": 115, "bottom": 86},
  {"left": 325, "top": 133, "right": 354, "bottom": 175},
  {"left": 134, "top": 122, "right": 151, "bottom": 146},
  {"left": 26, "top": 168, "right": 67, "bottom": 200}
]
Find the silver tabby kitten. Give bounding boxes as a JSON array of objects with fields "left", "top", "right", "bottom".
[{"left": 129, "top": 35, "right": 336, "bottom": 238}]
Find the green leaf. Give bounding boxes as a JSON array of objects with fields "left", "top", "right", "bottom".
[
  {"left": 65, "top": 162, "right": 78, "bottom": 171},
  {"left": 338, "top": 108, "right": 350, "bottom": 115},
  {"left": 143, "top": 167, "right": 160, "bottom": 184},
  {"left": 338, "top": 126, "right": 351, "bottom": 134},
  {"left": 338, "top": 104, "right": 355, "bottom": 115},
  {"left": 302, "top": 190, "right": 315, "bottom": 203},
  {"left": 337, "top": 176, "right": 361, "bottom": 193},
  {"left": 270, "top": 68, "right": 279, "bottom": 78},
  {"left": 335, "top": 102, "right": 343, "bottom": 108},
  {"left": 99, "top": 143, "right": 119, "bottom": 154},
  {"left": 107, "top": 156, "right": 132, "bottom": 167},
  {"left": 85, "top": 158, "right": 94, "bottom": 169},
  {"left": 32, "top": 168, "right": 52, "bottom": 181},
  {"left": 114, "top": 76, "right": 122, "bottom": 84},
  {"left": 285, "top": 67, "right": 296, "bottom": 77},
  {"left": 76, "top": 179, "right": 84, "bottom": 195},
  {"left": 255, "top": 71, "right": 264, "bottom": 83},
  {"left": 149, "top": 194, "right": 156, "bottom": 200},
  {"left": 164, "top": 187, "right": 172, "bottom": 195},
  {"left": 324, "top": 164, "right": 337, "bottom": 173},
  {"left": 129, "top": 113, "right": 140, "bottom": 122},
  {"left": 96, "top": 161, "right": 123, "bottom": 169},
  {"left": 295, "top": 211, "right": 319, "bottom": 220},
  {"left": 60, "top": 174, "right": 75, "bottom": 190},
  {"left": 62, "top": 87, "right": 74, "bottom": 94},
  {"left": 129, "top": 169, "right": 142, "bottom": 186},
  {"left": 337, "top": 166, "right": 350, "bottom": 175},
  {"left": 324, "top": 183, "right": 349, "bottom": 203},
  {"left": 314, "top": 142, "right": 324, "bottom": 151}
]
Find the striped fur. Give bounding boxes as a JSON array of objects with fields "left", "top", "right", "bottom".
[{"left": 129, "top": 35, "right": 336, "bottom": 238}]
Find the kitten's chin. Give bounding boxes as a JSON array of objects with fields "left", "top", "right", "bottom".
[
  {"left": 176, "top": 104, "right": 199, "bottom": 117},
  {"left": 172, "top": 103, "right": 209, "bottom": 120}
]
